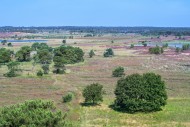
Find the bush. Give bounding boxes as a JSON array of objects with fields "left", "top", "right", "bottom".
[
  {"left": 114, "top": 73, "right": 167, "bottom": 113},
  {"left": 176, "top": 47, "right": 181, "bottom": 53},
  {"left": 42, "top": 64, "right": 49, "bottom": 74},
  {"left": 4, "top": 61, "right": 21, "bottom": 77},
  {"left": 163, "top": 43, "right": 168, "bottom": 48},
  {"left": 0, "top": 100, "right": 70, "bottom": 126},
  {"left": 89, "top": 49, "right": 95, "bottom": 58},
  {"left": 103, "top": 48, "right": 114, "bottom": 57},
  {"left": 62, "top": 93, "right": 73, "bottom": 103},
  {"left": 130, "top": 44, "right": 134, "bottom": 48},
  {"left": 112, "top": 66, "right": 125, "bottom": 77},
  {"left": 37, "top": 70, "right": 43, "bottom": 76},
  {"left": 53, "top": 46, "right": 84, "bottom": 64},
  {"left": 83, "top": 83, "right": 105, "bottom": 104},
  {"left": 182, "top": 44, "right": 190, "bottom": 51},
  {"left": 149, "top": 46, "right": 164, "bottom": 54}
]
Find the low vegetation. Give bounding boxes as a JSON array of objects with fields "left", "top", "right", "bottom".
[
  {"left": 104, "top": 48, "right": 114, "bottom": 57},
  {"left": 112, "top": 66, "right": 125, "bottom": 77},
  {"left": 149, "top": 46, "right": 164, "bottom": 54},
  {"left": 0, "top": 100, "right": 69, "bottom": 127}
]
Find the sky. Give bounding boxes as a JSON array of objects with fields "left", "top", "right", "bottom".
[{"left": 0, "top": 0, "right": 190, "bottom": 27}]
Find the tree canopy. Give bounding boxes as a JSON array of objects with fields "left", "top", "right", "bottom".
[
  {"left": 53, "top": 46, "right": 84, "bottom": 64},
  {"left": 114, "top": 73, "right": 167, "bottom": 113},
  {"left": 0, "top": 48, "right": 12, "bottom": 64},
  {"left": 16, "top": 46, "right": 32, "bottom": 62},
  {"left": 104, "top": 48, "right": 114, "bottom": 57},
  {"left": 83, "top": 83, "right": 104, "bottom": 104}
]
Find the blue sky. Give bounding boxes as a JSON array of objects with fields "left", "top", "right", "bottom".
[{"left": 0, "top": 0, "right": 190, "bottom": 27}]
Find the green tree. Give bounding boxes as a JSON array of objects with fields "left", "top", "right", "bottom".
[
  {"left": 0, "top": 48, "right": 12, "bottom": 64},
  {"left": 37, "top": 70, "right": 43, "bottom": 77},
  {"left": 16, "top": 46, "right": 32, "bottom": 62},
  {"left": 130, "top": 44, "right": 134, "bottom": 48},
  {"left": 53, "top": 46, "right": 84, "bottom": 64},
  {"left": 4, "top": 61, "right": 21, "bottom": 77},
  {"left": 31, "top": 42, "right": 40, "bottom": 50},
  {"left": 62, "top": 92, "right": 73, "bottom": 103},
  {"left": 37, "top": 49, "right": 52, "bottom": 64},
  {"left": 62, "top": 39, "right": 66, "bottom": 44},
  {"left": 176, "top": 47, "right": 181, "bottom": 53},
  {"left": 7, "top": 42, "right": 13, "bottom": 47},
  {"left": 0, "top": 100, "right": 70, "bottom": 126},
  {"left": 82, "top": 83, "right": 104, "bottom": 104},
  {"left": 89, "top": 49, "right": 95, "bottom": 58},
  {"left": 112, "top": 66, "right": 125, "bottom": 77},
  {"left": 42, "top": 64, "right": 50, "bottom": 74},
  {"left": 104, "top": 48, "right": 114, "bottom": 57},
  {"left": 53, "top": 56, "right": 66, "bottom": 74},
  {"left": 114, "top": 73, "right": 167, "bottom": 113},
  {"left": 182, "top": 44, "right": 190, "bottom": 51}
]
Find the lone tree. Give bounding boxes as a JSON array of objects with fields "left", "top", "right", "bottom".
[
  {"left": 83, "top": 83, "right": 104, "bottom": 104},
  {"left": 112, "top": 66, "right": 125, "bottom": 77},
  {"left": 114, "top": 73, "right": 167, "bottom": 113},
  {"left": 53, "top": 56, "right": 66, "bottom": 74},
  {"left": 7, "top": 43, "right": 13, "bottom": 47},
  {"left": 104, "top": 48, "right": 114, "bottom": 57},
  {"left": 62, "top": 40, "right": 66, "bottom": 44},
  {"left": 16, "top": 46, "right": 32, "bottom": 62},
  {"left": 89, "top": 49, "right": 95, "bottom": 58}
]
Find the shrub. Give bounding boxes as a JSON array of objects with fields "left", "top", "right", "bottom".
[
  {"left": 89, "top": 49, "right": 95, "bottom": 58},
  {"left": 104, "top": 48, "right": 114, "bottom": 57},
  {"left": 182, "top": 44, "right": 190, "bottom": 51},
  {"left": 163, "top": 43, "right": 168, "bottom": 48},
  {"left": 4, "top": 61, "right": 21, "bottom": 77},
  {"left": 149, "top": 46, "right": 164, "bottom": 54},
  {"left": 62, "top": 93, "right": 73, "bottom": 103},
  {"left": 0, "top": 100, "right": 69, "bottom": 126},
  {"left": 42, "top": 64, "right": 50, "bottom": 74},
  {"left": 142, "top": 42, "right": 147, "bottom": 47},
  {"left": 7, "top": 43, "right": 13, "bottom": 47},
  {"left": 83, "top": 83, "right": 105, "bottom": 104},
  {"left": 176, "top": 47, "right": 181, "bottom": 53},
  {"left": 114, "top": 73, "right": 167, "bottom": 113},
  {"left": 37, "top": 70, "right": 43, "bottom": 76},
  {"left": 62, "top": 39, "right": 66, "bottom": 44},
  {"left": 130, "top": 44, "right": 134, "bottom": 48},
  {"left": 112, "top": 66, "right": 125, "bottom": 77}
]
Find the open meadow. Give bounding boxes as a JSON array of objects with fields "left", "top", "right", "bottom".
[{"left": 0, "top": 33, "right": 190, "bottom": 127}]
